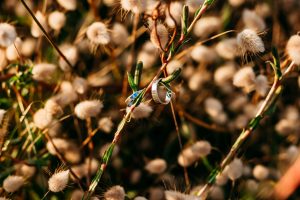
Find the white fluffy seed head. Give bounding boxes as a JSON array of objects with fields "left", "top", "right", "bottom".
[
  {"left": 45, "top": 98, "right": 63, "bottom": 117},
  {"left": 214, "top": 62, "right": 236, "bottom": 85},
  {"left": 72, "top": 76, "right": 89, "bottom": 94},
  {"left": 237, "top": 29, "right": 265, "bottom": 54},
  {"left": 98, "top": 117, "right": 114, "bottom": 133},
  {"left": 46, "top": 138, "right": 70, "bottom": 155},
  {"left": 5, "top": 37, "right": 22, "bottom": 61},
  {"left": 228, "top": 0, "right": 245, "bottom": 7},
  {"left": 164, "top": 190, "right": 198, "bottom": 200},
  {"left": 188, "top": 71, "right": 211, "bottom": 91},
  {"left": 145, "top": 158, "right": 167, "bottom": 174},
  {"left": 233, "top": 66, "right": 256, "bottom": 93},
  {"left": 104, "top": 185, "right": 125, "bottom": 200},
  {"left": 165, "top": 2, "right": 183, "bottom": 28},
  {"left": 286, "top": 34, "right": 300, "bottom": 65},
  {"left": 193, "top": 16, "right": 221, "bottom": 38},
  {"left": 74, "top": 100, "right": 103, "bottom": 120},
  {"left": 31, "top": 11, "right": 48, "bottom": 38},
  {"left": 21, "top": 37, "right": 36, "bottom": 57},
  {"left": 56, "top": 0, "right": 77, "bottom": 11},
  {"left": 224, "top": 158, "right": 243, "bottom": 181},
  {"left": 150, "top": 24, "right": 169, "bottom": 50},
  {"left": 3, "top": 175, "right": 24, "bottom": 193},
  {"left": 190, "top": 45, "right": 217, "bottom": 64},
  {"left": 16, "top": 164, "right": 36, "bottom": 178},
  {"left": 0, "top": 23, "right": 17, "bottom": 48},
  {"left": 137, "top": 50, "right": 157, "bottom": 69},
  {"left": 48, "top": 11, "right": 66, "bottom": 31},
  {"left": 0, "top": 48, "right": 8, "bottom": 71},
  {"left": 127, "top": 103, "right": 153, "bottom": 119},
  {"left": 32, "top": 63, "right": 57, "bottom": 82},
  {"left": 58, "top": 43, "right": 78, "bottom": 71},
  {"left": 33, "top": 108, "right": 53, "bottom": 129},
  {"left": 255, "top": 74, "right": 269, "bottom": 96},
  {"left": 111, "top": 23, "right": 129, "bottom": 46},
  {"left": 167, "top": 60, "right": 182, "bottom": 75},
  {"left": 242, "top": 9, "right": 266, "bottom": 32},
  {"left": 120, "top": 0, "right": 147, "bottom": 14},
  {"left": 191, "top": 140, "right": 212, "bottom": 157},
  {"left": 215, "top": 38, "right": 238, "bottom": 60},
  {"left": 178, "top": 147, "right": 197, "bottom": 167},
  {"left": 48, "top": 170, "right": 69, "bottom": 192},
  {"left": 86, "top": 22, "right": 110, "bottom": 45},
  {"left": 253, "top": 165, "right": 269, "bottom": 181},
  {"left": 204, "top": 97, "right": 223, "bottom": 118}
]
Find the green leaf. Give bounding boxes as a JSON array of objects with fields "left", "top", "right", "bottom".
[
  {"left": 134, "top": 61, "right": 143, "bottom": 88},
  {"left": 181, "top": 5, "right": 189, "bottom": 36},
  {"left": 102, "top": 144, "right": 115, "bottom": 164},
  {"left": 271, "top": 47, "right": 282, "bottom": 78},
  {"left": 204, "top": 0, "right": 215, "bottom": 5},
  {"left": 248, "top": 116, "right": 262, "bottom": 129},
  {"left": 162, "top": 68, "right": 182, "bottom": 84},
  {"left": 127, "top": 72, "right": 138, "bottom": 92}
]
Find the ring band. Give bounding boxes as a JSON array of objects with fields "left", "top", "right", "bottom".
[{"left": 151, "top": 78, "right": 172, "bottom": 104}]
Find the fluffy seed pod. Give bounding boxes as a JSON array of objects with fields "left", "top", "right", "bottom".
[
  {"left": 0, "top": 48, "right": 8, "bottom": 71},
  {"left": 137, "top": 50, "right": 157, "bottom": 69},
  {"left": 127, "top": 103, "right": 153, "bottom": 119},
  {"left": 32, "top": 63, "right": 57, "bottom": 82},
  {"left": 253, "top": 165, "right": 269, "bottom": 181},
  {"left": 167, "top": 60, "right": 182, "bottom": 75},
  {"left": 190, "top": 45, "right": 217, "bottom": 64},
  {"left": 185, "top": 0, "right": 204, "bottom": 13},
  {"left": 70, "top": 189, "right": 84, "bottom": 200},
  {"left": 165, "top": 2, "right": 183, "bottom": 28},
  {"left": 31, "top": 11, "right": 48, "bottom": 38},
  {"left": 58, "top": 43, "right": 78, "bottom": 71},
  {"left": 242, "top": 9, "right": 266, "bottom": 32},
  {"left": 53, "top": 81, "right": 78, "bottom": 107},
  {"left": 48, "top": 11, "right": 66, "bottom": 31},
  {"left": 255, "top": 74, "right": 269, "bottom": 96},
  {"left": 178, "top": 147, "right": 197, "bottom": 167},
  {"left": 111, "top": 23, "right": 129, "bottom": 46},
  {"left": 233, "top": 66, "right": 256, "bottom": 93},
  {"left": 33, "top": 108, "right": 53, "bottom": 129},
  {"left": 145, "top": 158, "right": 167, "bottom": 174},
  {"left": 98, "top": 117, "right": 114, "bottom": 133},
  {"left": 21, "top": 37, "right": 36, "bottom": 57},
  {"left": 214, "top": 62, "right": 236, "bottom": 85},
  {"left": 46, "top": 138, "right": 70, "bottom": 155},
  {"left": 45, "top": 98, "right": 63, "bottom": 117},
  {"left": 86, "top": 22, "right": 110, "bottom": 45},
  {"left": 72, "top": 77, "right": 89, "bottom": 94},
  {"left": 74, "top": 100, "right": 103, "bottom": 120},
  {"left": 193, "top": 16, "right": 222, "bottom": 38},
  {"left": 6, "top": 37, "right": 22, "bottom": 61},
  {"left": 104, "top": 185, "right": 125, "bottom": 200},
  {"left": 188, "top": 71, "right": 211, "bottom": 91},
  {"left": 224, "top": 158, "right": 243, "bottom": 181},
  {"left": 16, "top": 164, "right": 36, "bottom": 178},
  {"left": 237, "top": 29, "right": 265, "bottom": 55},
  {"left": 228, "top": 0, "right": 245, "bottom": 7},
  {"left": 48, "top": 170, "right": 69, "bottom": 192},
  {"left": 255, "top": 3, "right": 271, "bottom": 18},
  {"left": 191, "top": 140, "right": 212, "bottom": 157},
  {"left": 208, "top": 186, "right": 224, "bottom": 200},
  {"left": 204, "top": 97, "right": 223, "bottom": 118},
  {"left": 150, "top": 24, "right": 169, "bottom": 50},
  {"left": 286, "top": 34, "right": 300, "bottom": 65},
  {"left": 134, "top": 197, "right": 147, "bottom": 200},
  {"left": 216, "top": 172, "right": 228, "bottom": 186},
  {"left": 275, "top": 119, "right": 296, "bottom": 136},
  {"left": 56, "top": 0, "right": 77, "bottom": 11},
  {"left": 215, "top": 38, "right": 238, "bottom": 60},
  {"left": 120, "top": 0, "right": 147, "bottom": 14},
  {"left": 164, "top": 190, "right": 198, "bottom": 200},
  {"left": 3, "top": 175, "right": 24, "bottom": 193},
  {"left": 0, "top": 23, "right": 17, "bottom": 47}
]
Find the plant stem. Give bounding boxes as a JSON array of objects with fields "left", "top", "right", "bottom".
[{"left": 196, "top": 61, "right": 295, "bottom": 198}]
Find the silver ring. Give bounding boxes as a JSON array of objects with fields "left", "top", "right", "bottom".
[{"left": 151, "top": 78, "right": 172, "bottom": 104}]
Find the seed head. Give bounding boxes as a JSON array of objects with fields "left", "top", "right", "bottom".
[
  {"left": 48, "top": 170, "right": 69, "bottom": 192},
  {"left": 56, "top": 0, "right": 77, "bottom": 11},
  {"left": 0, "top": 48, "right": 8, "bottom": 71},
  {"left": 86, "top": 22, "right": 110, "bottom": 45},
  {"left": 164, "top": 190, "right": 198, "bottom": 200},
  {"left": 3, "top": 175, "right": 24, "bottom": 193},
  {"left": 215, "top": 38, "right": 238, "bottom": 60},
  {"left": 33, "top": 108, "right": 53, "bottom": 129},
  {"left": 229, "top": 0, "right": 245, "bottom": 7},
  {"left": 127, "top": 103, "right": 153, "bottom": 119},
  {"left": 214, "top": 62, "right": 236, "bottom": 85},
  {"left": 190, "top": 45, "right": 217, "bottom": 64},
  {"left": 286, "top": 34, "right": 300, "bottom": 65},
  {"left": 48, "top": 11, "right": 66, "bottom": 31},
  {"left": 237, "top": 29, "right": 265, "bottom": 55},
  {"left": 145, "top": 158, "right": 167, "bottom": 174},
  {"left": 150, "top": 24, "right": 169, "bottom": 50},
  {"left": 120, "top": 0, "right": 147, "bottom": 14},
  {"left": 165, "top": 2, "right": 183, "bottom": 28},
  {"left": 104, "top": 185, "right": 125, "bottom": 200},
  {"left": 98, "top": 117, "right": 114, "bottom": 133},
  {"left": 5, "top": 37, "right": 22, "bottom": 61},
  {"left": 242, "top": 9, "right": 266, "bottom": 32},
  {"left": 58, "top": 43, "right": 78, "bottom": 71},
  {"left": 74, "top": 100, "right": 103, "bottom": 120},
  {"left": 0, "top": 23, "right": 17, "bottom": 48},
  {"left": 31, "top": 11, "right": 48, "bottom": 38},
  {"left": 32, "top": 63, "right": 57, "bottom": 82},
  {"left": 193, "top": 16, "right": 222, "bottom": 38},
  {"left": 21, "top": 37, "right": 36, "bottom": 57},
  {"left": 233, "top": 66, "right": 256, "bottom": 93},
  {"left": 72, "top": 77, "right": 89, "bottom": 94},
  {"left": 253, "top": 165, "right": 269, "bottom": 181},
  {"left": 111, "top": 23, "right": 129, "bottom": 46},
  {"left": 224, "top": 158, "right": 243, "bottom": 181},
  {"left": 191, "top": 140, "right": 212, "bottom": 157},
  {"left": 255, "top": 74, "right": 269, "bottom": 96}
]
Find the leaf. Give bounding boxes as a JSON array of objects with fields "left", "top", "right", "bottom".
[
  {"left": 127, "top": 72, "right": 138, "bottom": 92},
  {"left": 162, "top": 68, "right": 182, "bottom": 84},
  {"left": 181, "top": 5, "right": 189, "bottom": 36},
  {"left": 271, "top": 47, "right": 282, "bottom": 78},
  {"left": 134, "top": 61, "right": 143, "bottom": 88}
]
